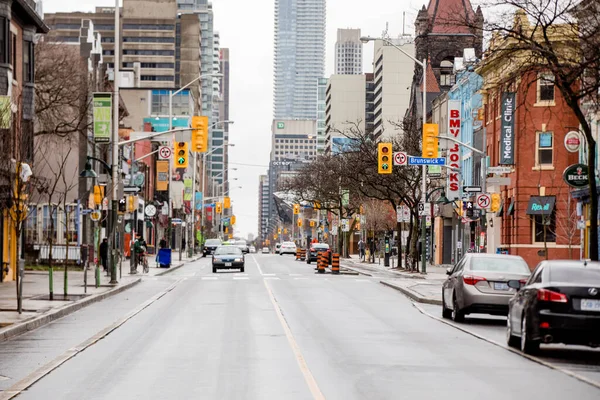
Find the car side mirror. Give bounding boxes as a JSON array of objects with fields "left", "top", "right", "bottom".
[
  {"left": 446, "top": 267, "right": 452, "bottom": 275},
  {"left": 507, "top": 280, "right": 521, "bottom": 290}
]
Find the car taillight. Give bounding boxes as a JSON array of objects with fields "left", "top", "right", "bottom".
[
  {"left": 310, "top": 248, "right": 315, "bottom": 252},
  {"left": 519, "top": 279, "right": 528, "bottom": 284},
  {"left": 537, "top": 289, "right": 567, "bottom": 303},
  {"left": 463, "top": 275, "right": 486, "bottom": 285}
]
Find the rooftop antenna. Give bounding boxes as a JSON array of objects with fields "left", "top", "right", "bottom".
[{"left": 382, "top": 22, "right": 389, "bottom": 41}]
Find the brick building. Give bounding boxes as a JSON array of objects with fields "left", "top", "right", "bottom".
[{"left": 478, "top": 15, "right": 581, "bottom": 268}]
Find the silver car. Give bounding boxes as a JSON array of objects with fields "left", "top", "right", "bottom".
[{"left": 442, "top": 253, "right": 531, "bottom": 322}]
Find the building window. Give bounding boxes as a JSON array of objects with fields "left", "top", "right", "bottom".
[
  {"left": 23, "top": 40, "right": 34, "bottom": 82},
  {"left": 0, "top": 18, "right": 6, "bottom": 64},
  {"left": 42, "top": 205, "right": 58, "bottom": 243},
  {"left": 25, "top": 207, "right": 38, "bottom": 244},
  {"left": 533, "top": 213, "right": 556, "bottom": 243},
  {"left": 439, "top": 60, "right": 455, "bottom": 87},
  {"left": 538, "top": 73, "right": 555, "bottom": 102},
  {"left": 537, "top": 132, "right": 553, "bottom": 165},
  {"left": 11, "top": 32, "right": 16, "bottom": 73}
]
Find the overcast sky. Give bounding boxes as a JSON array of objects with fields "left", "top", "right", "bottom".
[{"left": 44, "top": 0, "right": 430, "bottom": 239}]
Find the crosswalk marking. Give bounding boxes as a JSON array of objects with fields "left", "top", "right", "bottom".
[
  {"left": 233, "top": 277, "right": 250, "bottom": 280},
  {"left": 262, "top": 273, "right": 276, "bottom": 276},
  {"left": 264, "top": 277, "right": 280, "bottom": 280},
  {"left": 202, "top": 277, "right": 218, "bottom": 280}
]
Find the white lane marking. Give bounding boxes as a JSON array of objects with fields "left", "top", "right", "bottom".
[
  {"left": 262, "top": 273, "right": 276, "bottom": 276},
  {"left": 264, "top": 277, "right": 280, "bottom": 280},
  {"left": 355, "top": 279, "right": 371, "bottom": 282},
  {"left": 202, "top": 277, "right": 218, "bottom": 280},
  {"left": 294, "top": 277, "right": 309, "bottom": 280},
  {"left": 289, "top": 273, "right": 303, "bottom": 277},
  {"left": 413, "top": 302, "right": 600, "bottom": 390},
  {"left": 251, "top": 255, "right": 265, "bottom": 275},
  {"left": 233, "top": 277, "right": 250, "bottom": 280},
  {"left": 263, "top": 278, "right": 325, "bottom": 400}
]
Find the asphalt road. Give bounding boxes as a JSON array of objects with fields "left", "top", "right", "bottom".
[{"left": 3, "top": 254, "right": 600, "bottom": 399}]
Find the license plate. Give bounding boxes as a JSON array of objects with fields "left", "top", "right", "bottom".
[
  {"left": 225, "top": 262, "right": 232, "bottom": 267},
  {"left": 581, "top": 299, "right": 600, "bottom": 311},
  {"left": 494, "top": 282, "right": 509, "bottom": 291}
]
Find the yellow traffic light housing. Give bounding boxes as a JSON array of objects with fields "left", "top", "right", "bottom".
[
  {"left": 224, "top": 196, "right": 231, "bottom": 209},
  {"left": 278, "top": 227, "right": 282, "bottom": 234},
  {"left": 93, "top": 185, "right": 104, "bottom": 206},
  {"left": 310, "top": 220, "right": 315, "bottom": 227},
  {"left": 491, "top": 193, "right": 501, "bottom": 212},
  {"left": 297, "top": 219, "right": 303, "bottom": 227},
  {"left": 191, "top": 116, "right": 209, "bottom": 153},
  {"left": 293, "top": 204, "right": 300, "bottom": 214},
  {"left": 378, "top": 143, "right": 392, "bottom": 174},
  {"left": 175, "top": 141, "right": 189, "bottom": 168},
  {"left": 230, "top": 215, "right": 236, "bottom": 225},
  {"left": 216, "top": 202, "right": 222, "bottom": 214},
  {"left": 422, "top": 124, "right": 439, "bottom": 158}
]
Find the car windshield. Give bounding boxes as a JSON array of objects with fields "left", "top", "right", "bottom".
[
  {"left": 283, "top": 242, "right": 295, "bottom": 246},
  {"left": 205, "top": 239, "right": 221, "bottom": 246},
  {"left": 549, "top": 266, "right": 600, "bottom": 284},
  {"left": 470, "top": 257, "right": 530, "bottom": 273},
  {"left": 215, "top": 246, "right": 242, "bottom": 255},
  {"left": 313, "top": 244, "right": 329, "bottom": 249}
]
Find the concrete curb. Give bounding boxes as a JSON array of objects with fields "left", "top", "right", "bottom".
[
  {"left": 0, "top": 278, "right": 141, "bottom": 343},
  {"left": 341, "top": 265, "right": 373, "bottom": 277},
  {"left": 380, "top": 280, "right": 443, "bottom": 305}
]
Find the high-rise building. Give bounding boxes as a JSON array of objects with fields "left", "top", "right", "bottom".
[
  {"left": 271, "top": 120, "right": 317, "bottom": 162},
  {"left": 316, "top": 77, "right": 328, "bottom": 155},
  {"left": 325, "top": 74, "right": 366, "bottom": 153},
  {"left": 258, "top": 175, "right": 269, "bottom": 243},
  {"left": 365, "top": 72, "right": 375, "bottom": 135},
  {"left": 372, "top": 38, "right": 415, "bottom": 139},
  {"left": 218, "top": 48, "right": 231, "bottom": 195},
  {"left": 273, "top": 0, "right": 326, "bottom": 119},
  {"left": 335, "top": 28, "right": 362, "bottom": 75}
]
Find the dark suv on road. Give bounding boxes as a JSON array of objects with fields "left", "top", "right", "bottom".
[
  {"left": 203, "top": 238, "right": 222, "bottom": 257},
  {"left": 306, "top": 243, "right": 331, "bottom": 265}
]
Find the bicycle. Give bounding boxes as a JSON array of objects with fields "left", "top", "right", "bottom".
[{"left": 139, "top": 252, "right": 149, "bottom": 273}]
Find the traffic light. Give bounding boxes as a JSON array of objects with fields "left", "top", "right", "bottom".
[
  {"left": 378, "top": 143, "right": 392, "bottom": 174},
  {"left": 293, "top": 204, "right": 300, "bottom": 214},
  {"left": 491, "top": 193, "right": 501, "bottom": 212},
  {"left": 224, "top": 196, "right": 231, "bottom": 209},
  {"left": 118, "top": 198, "right": 126, "bottom": 213},
  {"left": 191, "top": 116, "right": 209, "bottom": 153},
  {"left": 314, "top": 202, "right": 321, "bottom": 209},
  {"left": 278, "top": 227, "right": 282, "bottom": 234},
  {"left": 93, "top": 185, "right": 104, "bottom": 206},
  {"left": 216, "top": 202, "right": 222, "bottom": 214},
  {"left": 174, "top": 141, "right": 189, "bottom": 168},
  {"left": 310, "top": 220, "right": 315, "bottom": 227},
  {"left": 231, "top": 215, "right": 236, "bottom": 225},
  {"left": 297, "top": 219, "right": 303, "bottom": 227},
  {"left": 284, "top": 228, "right": 288, "bottom": 234},
  {"left": 127, "top": 195, "right": 136, "bottom": 212},
  {"left": 422, "top": 124, "right": 439, "bottom": 158}
]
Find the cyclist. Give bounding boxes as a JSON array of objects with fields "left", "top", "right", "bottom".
[{"left": 133, "top": 234, "right": 148, "bottom": 273}]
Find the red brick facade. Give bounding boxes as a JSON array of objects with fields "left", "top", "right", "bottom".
[{"left": 484, "top": 71, "right": 581, "bottom": 269}]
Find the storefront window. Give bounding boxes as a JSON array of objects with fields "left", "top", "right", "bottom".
[{"left": 533, "top": 213, "right": 556, "bottom": 242}]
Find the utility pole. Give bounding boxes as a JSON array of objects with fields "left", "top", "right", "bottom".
[{"left": 109, "top": 1, "right": 120, "bottom": 284}]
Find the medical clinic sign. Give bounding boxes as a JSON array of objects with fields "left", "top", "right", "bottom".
[
  {"left": 446, "top": 100, "right": 461, "bottom": 200},
  {"left": 500, "top": 93, "right": 516, "bottom": 165}
]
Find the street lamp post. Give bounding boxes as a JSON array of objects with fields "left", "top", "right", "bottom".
[
  {"left": 361, "top": 36, "right": 428, "bottom": 274},
  {"left": 167, "top": 73, "right": 222, "bottom": 251}
]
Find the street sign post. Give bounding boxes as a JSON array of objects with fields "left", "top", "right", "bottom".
[
  {"left": 476, "top": 193, "right": 491, "bottom": 210},
  {"left": 393, "top": 152, "right": 408, "bottom": 166},
  {"left": 158, "top": 146, "right": 172, "bottom": 160},
  {"left": 486, "top": 177, "right": 511, "bottom": 186},
  {"left": 408, "top": 156, "right": 446, "bottom": 166},
  {"left": 487, "top": 166, "right": 512, "bottom": 174},
  {"left": 418, "top": 203, "right": 431, "bottom": 217}
]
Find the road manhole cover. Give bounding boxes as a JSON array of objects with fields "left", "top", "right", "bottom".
[{"left": 30, "top": 294, "right": 89, "bottom": 301}]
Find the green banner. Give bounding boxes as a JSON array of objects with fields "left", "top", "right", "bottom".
[
  {"left": 93, "top": 93, "right": 112, "bottom": 143},
  {"left": 184, "top": 178, "right": 193, "bottom": 201}
]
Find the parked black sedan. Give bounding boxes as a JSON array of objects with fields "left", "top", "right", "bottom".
[
  {"left": 506, "top": 260, "right": 600, "bottom": 354},
  {"left": 306, "top": 243, "right": 331, "bottom": 265},
  {"left": 212, "top": 245, "right": 245, "bottom": 273},
  {"left": 203, "top": 238, "right": 222, "bottom": 257}
]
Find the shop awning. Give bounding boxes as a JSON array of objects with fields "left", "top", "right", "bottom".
[
  {"left": 507, "top": 199, "right": 515, "bottom": 216},
  {"left": 526, "top": 196, "right": 555, "bottom": 215}
]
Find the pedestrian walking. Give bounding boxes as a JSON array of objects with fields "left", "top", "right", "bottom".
[
  {"left": 369, "top": 238, "right": 376, "bottom": 263},
  {"left": 133, "top": 234, "right": 147, "bottom": 272},
  {"left": 99, "top": 238, "right": 108, "bottom": 272},
  {"left": 358, "top": 238, "right": 365, "bottom": 261}
]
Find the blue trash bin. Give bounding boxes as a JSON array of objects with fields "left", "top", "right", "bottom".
[{"left": 157, "top": 248, "right": 172, "bottom": 268}]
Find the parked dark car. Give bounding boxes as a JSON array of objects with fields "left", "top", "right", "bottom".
[
  {"left": 212, "top": 246, "right": 245, "bottom": 273},
  {"left": 203, "top": 238, "right": 222, "bottom": 257},
  {"left": 506, "top": 260, "right": 600, "bottom": 354},
  {"left": 306, "top": 243, "right": 332, "bottom": 265}
]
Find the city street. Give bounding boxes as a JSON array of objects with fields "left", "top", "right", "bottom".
[{"left": 0, "top": 255, "right": 598, "bottom": 399}]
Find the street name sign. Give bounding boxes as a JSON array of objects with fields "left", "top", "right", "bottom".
[
  {"left": 486, "top": 177, "right": 511, "bottom": 186},
  {"left": 463, "top": 186, "right": 482, "bottom": 193},
  {"left": 487, "top": 166, "right": 512, "bottom": 174},
  {"left": 408, "top": 156, "right": 446, "bottom": 166},
  {"left": 393, "top": 152, "right": 408, "bottom": 166}
]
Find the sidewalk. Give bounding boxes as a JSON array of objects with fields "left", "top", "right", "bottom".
[
  {"left": 341, "top": 256, "right": 446, "bottom": 305},
  {"left": 0, "top": 251, "right": 200, "bottom": 341}
]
